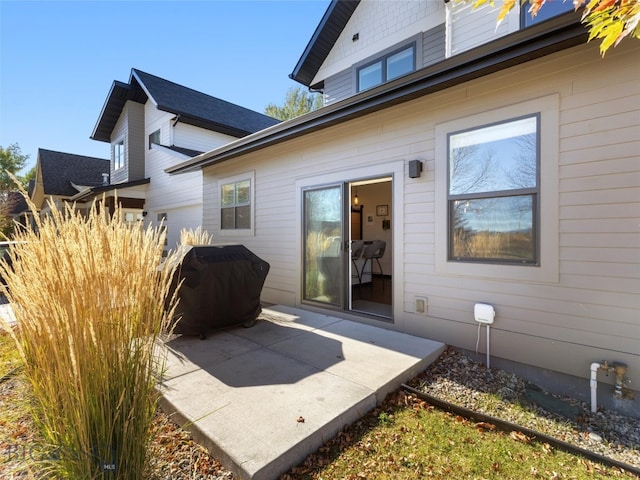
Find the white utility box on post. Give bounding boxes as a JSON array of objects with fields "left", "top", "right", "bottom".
[
  {"left": 474, "top": 303, "right": 495, "bottom": 324},
  {"left": 474, "top": 303, "right": 495, "bottom": 367}
]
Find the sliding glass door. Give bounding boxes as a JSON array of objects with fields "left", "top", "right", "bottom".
[{"left": 302, "top": 184, "right": 344, "bottom": 309}]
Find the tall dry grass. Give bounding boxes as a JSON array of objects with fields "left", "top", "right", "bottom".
[
  {"left": 0, "top": 196, "right": 178, "bottom": 479},
  {"left": 179, "top": 226, "right": 213, "bottom": 246}
]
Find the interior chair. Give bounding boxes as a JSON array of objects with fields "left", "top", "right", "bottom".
[
  {"left": 351, "top": 240, "right": 365, "bottom": 284},
  {"left": 360, "top": 240, "right": 386, "bottom": 289}
]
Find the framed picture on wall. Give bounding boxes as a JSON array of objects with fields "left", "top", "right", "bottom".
[{"left": 376, "top": 204, "right": 388, "bottom": 216}]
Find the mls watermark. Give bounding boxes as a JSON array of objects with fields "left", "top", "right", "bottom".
[{"left": 2, "top": 442, "right": 117, "bottom": 472}]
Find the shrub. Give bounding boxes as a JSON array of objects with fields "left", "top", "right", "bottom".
[{"left": 0, "top": 196, "right": 178, "bottom": 479}]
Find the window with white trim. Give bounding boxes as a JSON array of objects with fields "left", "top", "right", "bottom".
[
  {"left": 447, "top": 115, "right": 539, "bottom": 264},
  {"left": 220, "top": 175, "right": 253, "bottom": 231},
  {"left": 113, "top": 139, "right": 125, "bottom": 170}
]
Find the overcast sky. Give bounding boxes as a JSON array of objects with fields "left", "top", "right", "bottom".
[{"left": 0, "top": 0, "right": 329, "bottom": 172}]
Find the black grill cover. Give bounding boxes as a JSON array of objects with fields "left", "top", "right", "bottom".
[{"left": 169, "top": 244, "right": 269, "bottom": 336}]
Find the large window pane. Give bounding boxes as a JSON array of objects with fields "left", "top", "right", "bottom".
[
  {"left": 449, "top": 116, "right": 537, "bottom": 195},
  {"left": 451, "top": 196, "right": 535, "bottom": 262},
  {"left": 303, "top": 186, "right": 343, "bottom": 307},
  {"left": 387, "top": 47, "right": 414, "bottom": 81},
  {"left": 358, "top": 62, "right": 382, "bottom": 91}
]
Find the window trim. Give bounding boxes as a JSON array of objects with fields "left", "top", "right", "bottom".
[
  {"left": 113, "top": 138, "right": 125, "bottom": 171},
  {"left": 446, "top": 113, "right": 541, "bottom": 265},
  {"left": 217, "top": 171, "right": 255, "bottom": 237},
  {"left": 434, "top": 95, "right": 559, "bottom": 283}
]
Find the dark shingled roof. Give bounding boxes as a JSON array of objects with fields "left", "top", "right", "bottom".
[
  {"left": 91, "top": 69, "right": 280, "bottom": 143},
  {"left": 290, "top": 0, "right": 360, "bottom": 88},
  {"left": 38, "top": 149, "right": 110, "bottom": 197},
  {"left": 7, "top": 191, "right": 28, "bottom": 216}
]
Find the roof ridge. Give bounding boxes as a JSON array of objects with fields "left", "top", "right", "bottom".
[
  {"left": 38, "top": 148, "right": 109, "bottom": 162},
  {"left": 131, "top": 68, "right": 272, "bottom": 116}
]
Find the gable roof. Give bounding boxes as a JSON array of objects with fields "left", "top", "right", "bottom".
[
  {"left": 91, "top": 69, "right": 280, "bottom": 143},
  {"left": 167, "top": 12, "right": 587, "bottom": 175},
  {"left": 290, "top": 0, "right": 360, "bottom": 88},
  {"left": 37, "top": 149, "right": 110, "bottom": 197}
]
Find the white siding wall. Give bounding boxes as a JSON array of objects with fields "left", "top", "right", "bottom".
[
  {"left": 313, "top": 0, "right": 445, "bottom": 86},
  {"left": 447, "top": 0, "right": 519, "bottom": 56},
  {"left": 202, "top": 42, "right": 639, "bottom": 390},
  {"left": 143, "top": 102, "right": 239, "bottom": 247}
]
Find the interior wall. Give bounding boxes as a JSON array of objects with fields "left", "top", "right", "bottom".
[{"left": 351, "top": 181, "right": 392, "bottom": 275}]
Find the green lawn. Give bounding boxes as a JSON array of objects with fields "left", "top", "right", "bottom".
[{"left": 282, "top": 390, "right": 634, "bottom": 480}]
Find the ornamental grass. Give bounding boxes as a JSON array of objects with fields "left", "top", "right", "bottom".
[
  {"left": 0, "top": 196, "right": 179, "bottom": 479},
  {"left": 179, "top": 226, "right": 213, "bottom": 246}
]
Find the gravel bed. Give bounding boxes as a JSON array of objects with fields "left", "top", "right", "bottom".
[{"left": 408, "top": 348, "right": 640, "bottom": 471}]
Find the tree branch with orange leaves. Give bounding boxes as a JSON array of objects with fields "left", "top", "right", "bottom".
[{"left": 466, "top": 0, "right": 640, "bottom": 55}]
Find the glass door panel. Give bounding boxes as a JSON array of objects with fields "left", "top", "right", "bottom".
[{"left": 302, "top": 185, "right": 344, "bottom": 308}]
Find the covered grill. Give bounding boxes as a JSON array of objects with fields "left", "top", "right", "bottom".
[{"left": 169, "top": 244, "right": 270, "bottom": 337}]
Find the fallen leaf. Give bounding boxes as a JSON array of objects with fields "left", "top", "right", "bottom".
[
  {"left": 475, "top": 421, "right": 496, "bottom": 431},
  {"left": 510, "top": 431, "right": 531, "bottom": 443},
  {"left": 296, "top": 416, "right": 305, "bottom": 423}
]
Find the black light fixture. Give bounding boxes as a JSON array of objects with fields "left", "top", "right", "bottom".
[
  {"left": 353, "top": 187, "right": 359, "bottom": 206},
  {"left": 409, "top": 160, "right": 423, "bottom": 178}
]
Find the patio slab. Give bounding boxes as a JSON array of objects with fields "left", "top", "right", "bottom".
[{"left": 157, "top": 305, "right": 445, "bottom": 480}]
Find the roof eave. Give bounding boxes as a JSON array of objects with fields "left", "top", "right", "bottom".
[
  {"left": 70, "top": 178, "right": 151, "bottom": 202},
  {"left": 90, "top": 81, "right": 130, "bottom": 143},
  {"left": 166, "top": 111, "right": 251, "bottom": 138},
  {"left": 290, "top": 0, "right": 361, "bottom": 87},
  {"left": 169, "top": 13, "right": 587, "bottom": 175}
]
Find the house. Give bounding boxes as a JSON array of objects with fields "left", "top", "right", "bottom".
[
  {"left": 87, "top": 68, "right": 280, "bottom": 248},
  {"left": 30, "top": 148, "right": 111, "bottom": 216},
  {"left": 168, "top": 1, "right": 639, "bottom": 415}
]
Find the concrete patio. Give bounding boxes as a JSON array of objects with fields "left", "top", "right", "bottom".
[{"left": 157, "top": 305, "right": 445, "bottom": 480}]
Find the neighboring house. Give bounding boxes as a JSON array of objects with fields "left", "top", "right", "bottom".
[
  {"left": 88, "top": 68, "right": 280, "bottom": 248},
  {"left": 30, "top": 149, "right": 111, "bottom": 216},
  {"left": 170, "top": 1, "right": 638, "bottom": 414},
  {"left": 6, "top": 180, "right": 35, "bottom": 230}
]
